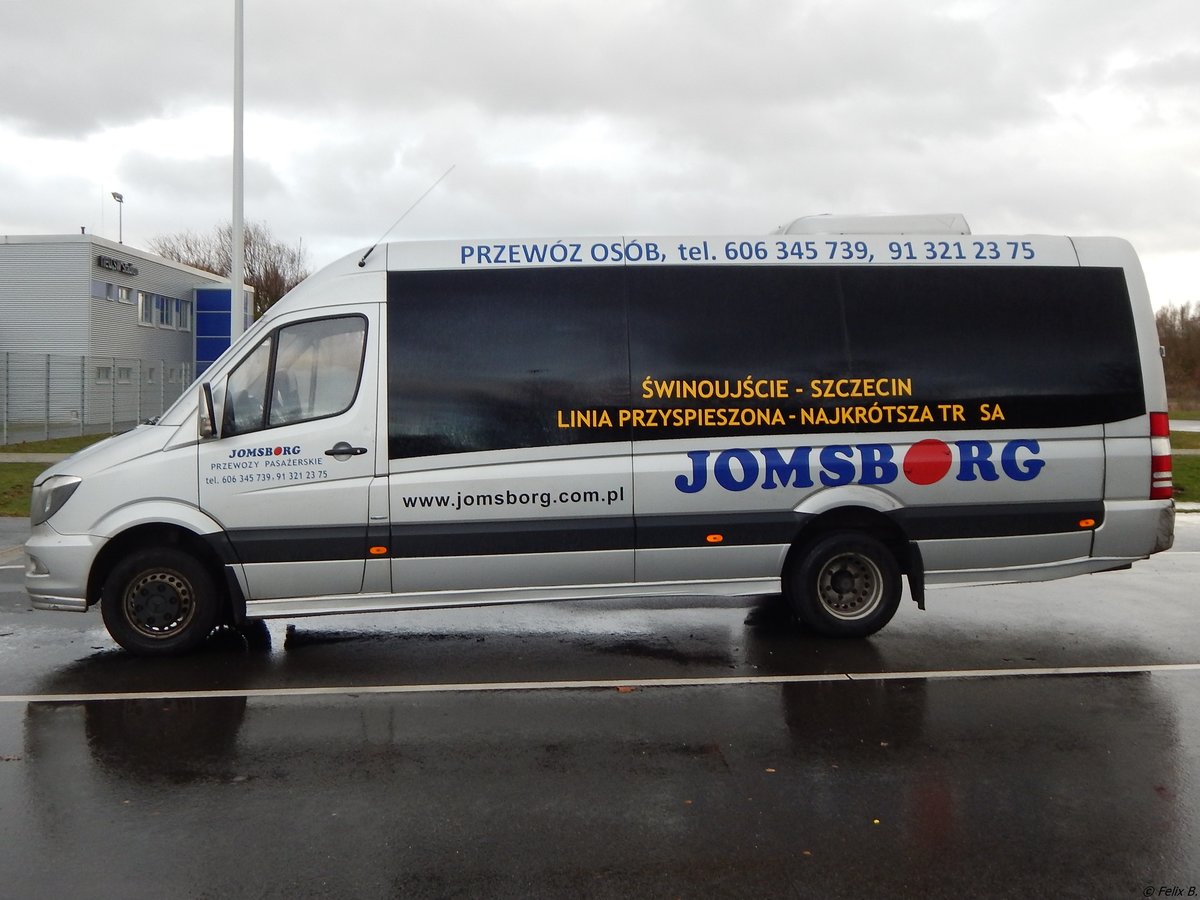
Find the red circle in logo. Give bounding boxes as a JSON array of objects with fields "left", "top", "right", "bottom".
[
  {"left": 903, "top": 439, "right": 952, "bottom": 485},
  {"left": 273, "top": 446, "right": 283, "bottom": 456}
]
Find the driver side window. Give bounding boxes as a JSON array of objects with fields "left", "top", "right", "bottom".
[{"left": 222, "top": 315, "right": 367, "bottom": 436}]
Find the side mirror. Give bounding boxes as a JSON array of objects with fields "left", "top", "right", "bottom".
[{"left": 199, "top": 383, "right": 217, "bottom": 439}]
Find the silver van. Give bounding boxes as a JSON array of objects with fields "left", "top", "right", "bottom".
[{"left": 27, "top": 219, "right": 1175, "bottom": 654}]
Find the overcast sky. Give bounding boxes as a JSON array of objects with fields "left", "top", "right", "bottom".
[{"left": 2, "top": 0, "right": 1198, "bottom": 305}]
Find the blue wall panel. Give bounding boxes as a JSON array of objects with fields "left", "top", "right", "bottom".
[
  {"left": 193, "top": 287, "right": 234, "bottom": 375},
  {"left": 196, "top": 310, "right": 231, "bottom": 338}
]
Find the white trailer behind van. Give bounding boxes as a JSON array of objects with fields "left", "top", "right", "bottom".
[{"left": 26, "top": 216, "right": 1174, "bottom": 655}]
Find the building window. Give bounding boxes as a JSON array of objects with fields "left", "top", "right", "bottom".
[
  {"left": 176, "top": 298, "right": 192, "bottom": 332},
  {"left": 92, "top": 280, "right": 116, "bottom": 300},
  {"left": 147, "top": 367, "right": 156, "bottom": 384},
  {"left": 96, "top": 366, "right": 112, "bottom": 384},
  {"left": 116, "top": 366, "right": 133, "bottom": 384},
  {"left": 156, "top": 295, "right": 173, "bottom": 327},
  {"left": 138, "top": 292, "right": 153, "bottom": 325},
  {"left": 117, "top": 286, "right": 132, "bottom": 304}
]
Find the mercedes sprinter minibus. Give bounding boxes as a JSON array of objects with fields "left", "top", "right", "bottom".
[{"left": 26, "top": 216, "right": 1175, "bottom": 654}]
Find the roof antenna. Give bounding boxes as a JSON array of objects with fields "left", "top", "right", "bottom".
[{"left": 358, "top": 164, "right": 455, "bottom": 267}]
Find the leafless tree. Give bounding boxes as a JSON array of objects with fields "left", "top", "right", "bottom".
[
  {"left": 149, "top": 221, "right": 310, "bottom": 319},
  {"left": 1157, "top": 302, "right": 1200, "bottom": 410}
]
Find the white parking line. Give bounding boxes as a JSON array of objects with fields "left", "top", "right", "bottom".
[{"left": 2, "top": 662, "right": 1199, "bottom": 704}]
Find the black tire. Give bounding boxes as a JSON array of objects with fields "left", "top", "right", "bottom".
[
  {"left": 787, "top": 532, "right": 901, "bottom": 638},
  {"left": 100, "top": 548, "right": 223, "bottom": 656}
]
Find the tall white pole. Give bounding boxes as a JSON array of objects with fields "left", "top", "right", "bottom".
[{"left": 231, "top": 0, "right": 246, "bottom": 335}]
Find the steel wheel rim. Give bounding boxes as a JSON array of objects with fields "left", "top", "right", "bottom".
[
  {"left": 816, "top": 552, "right": 884, "bottom": 621},
  {"left": 124, "top": 570, "right": 196, "bottom": 639}
]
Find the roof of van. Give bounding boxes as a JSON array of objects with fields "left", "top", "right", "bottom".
[
  {"left": 258, "top": 226, "right": 1144, "bottom": 330},
  {"left": 774, "top": 214, "right": 971, "bottom": 235}
]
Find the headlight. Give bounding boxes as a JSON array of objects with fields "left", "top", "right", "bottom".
[{"left": 30, "top": 475, "right": 82, "bottom": 527}]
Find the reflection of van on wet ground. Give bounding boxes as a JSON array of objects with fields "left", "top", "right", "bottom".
[
  {"left": 25, "top": 215, "right": 1175, "bottom": 655},
  {"left": 16, "top": 671, "right": 1186, "bottom": 895}
]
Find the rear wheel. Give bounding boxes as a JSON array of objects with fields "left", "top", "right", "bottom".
[
  {"left": 787, "top": 532, "right": 901, "bottom": 638},
  {"left": 100, "top": 548, "right": 223, "bottom": 656}
]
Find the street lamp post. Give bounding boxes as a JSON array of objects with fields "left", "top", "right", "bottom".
[
  {"left": 111, "top": 192, "right": 124, "bottom": 243},
  {"left": 232, "top": 0, "right": 245, "bottom": 334}
]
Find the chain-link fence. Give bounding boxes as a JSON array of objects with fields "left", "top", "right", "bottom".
[{"left": 0, "top": 352, "right": 191, "bottom": 445}]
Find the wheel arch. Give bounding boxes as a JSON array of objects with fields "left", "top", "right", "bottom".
[
  {"left": 87, "top": 523, "right": 236, "bottom": 619},
  {"left": 785, "top": 504, "right": 914, "bottom": 582}
]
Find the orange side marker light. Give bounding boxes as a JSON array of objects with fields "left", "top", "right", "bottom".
[
  {"left": 369, "top": 546, "right": 389, "bottom": 556},
  {"left": 706, "top": 534, "right": 724, "bottom": 544}
]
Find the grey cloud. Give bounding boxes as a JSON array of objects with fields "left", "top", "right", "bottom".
[
  {"left": 1, "top": 0, "right": 1198, "bottom": 292},
  {"left": 0, "top": 1, "right": 227, "bottom": 137},
  {"left": 118, "top": 152, "right": 286, "bottom": 202}
]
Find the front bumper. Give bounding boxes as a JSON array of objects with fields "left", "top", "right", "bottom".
[{"left": 25, "top": 526, "right": 105, "bottom": 613}]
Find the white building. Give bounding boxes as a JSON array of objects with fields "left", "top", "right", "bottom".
[{"left": 0, "top": 233, "right": 248, "bottom": 443}]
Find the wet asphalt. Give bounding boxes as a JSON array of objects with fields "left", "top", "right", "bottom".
[{"left": 1, "top": 517, "right": 1199, "bottom": 898}]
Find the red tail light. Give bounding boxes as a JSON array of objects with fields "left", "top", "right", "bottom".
[{"left": 1150, "top": 412, "right": 1173, "bottom": 500}]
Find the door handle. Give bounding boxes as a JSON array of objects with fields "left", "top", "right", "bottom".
[{"left": 325, "top": 441, "right": 368, "bottom": 460}]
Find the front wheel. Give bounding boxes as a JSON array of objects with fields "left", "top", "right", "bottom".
[
  {"left": 100, "top": 548, "right": 223, "bottom": 656},
  {"left": 787, "top": 532, "right": 901, "bottom": 638}
]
